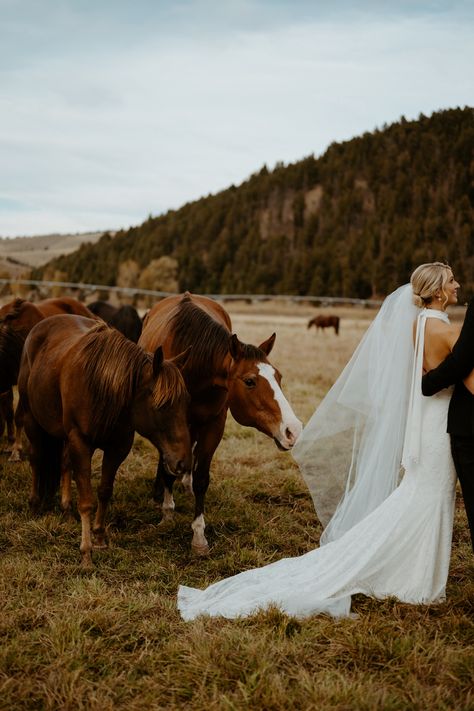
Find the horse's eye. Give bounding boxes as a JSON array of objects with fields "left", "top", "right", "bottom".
[{"left": 244, "top": 378, "right": 256, "bottom": 388}]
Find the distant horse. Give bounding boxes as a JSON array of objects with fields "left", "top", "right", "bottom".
[
  {"left": 0, "top": 388, "right": 14, "bottom": 449},
  {"left": 139, "top": 292, "right": 302, "bottom": 555},
  {"left": 87, "top": 301, "right": 143, "bottom": 343},
  {"left": 307, "top": 314, "right": 340, "bottom": 335},
  {"left": 0, "top": 297, "right": 96, "bottom": 460},
  {"left": 17, "top": 314, "right": 192, "bottom": 567}
]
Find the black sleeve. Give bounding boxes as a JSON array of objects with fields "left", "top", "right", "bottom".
[{"left": 422, "top": 299, "right": 474, "bottom": 396}]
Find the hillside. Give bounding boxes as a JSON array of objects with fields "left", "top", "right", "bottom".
[
  {"left": 0, "top": 232, "right": 105, "bottom": 272},
  {"left": 34, "top": 107, "right": 474, "bottom": 299}
]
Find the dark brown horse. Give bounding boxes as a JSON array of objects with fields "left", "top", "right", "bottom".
[
  {"left": 307, "top": 314, "right": 340, "bottom": 335},
  {"left": 139, "top": 292, "right": 302, "bottom": 555},
  {"left": 87, "top": 301, "right": 143, "bottom": 343},
  {"left": 0, "top": 297, "right": 96, "bottom": 460},
  {"left": 17, "top": 314, "right": 192, "bottom": 567}
]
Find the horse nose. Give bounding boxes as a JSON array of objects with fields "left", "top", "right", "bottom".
[
  {"left": 175, "top": 460, "right": 187, "bottom": 476},
  {"left": 284, "top": 419, "right": 303, "bottom": 446}
]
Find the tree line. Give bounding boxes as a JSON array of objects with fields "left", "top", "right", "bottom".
[{"left": 34, "top": 107, "right": 474, "bottom": 299}]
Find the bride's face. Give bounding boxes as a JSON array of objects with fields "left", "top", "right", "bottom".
[{"left": 443, "top": 270, "right": 460, "bottom": 306}]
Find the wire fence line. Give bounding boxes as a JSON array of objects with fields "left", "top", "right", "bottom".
[{"left": 0, "top": 277, "right": 383, "bottom": 308}]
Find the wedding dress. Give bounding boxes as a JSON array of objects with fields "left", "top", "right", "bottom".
[{"left": 177, "top": 292, "right": 457, "bottom": 620}]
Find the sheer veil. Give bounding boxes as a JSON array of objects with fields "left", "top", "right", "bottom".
[{"left": 292, "top": 284, "right": 419, "bottom": 544}]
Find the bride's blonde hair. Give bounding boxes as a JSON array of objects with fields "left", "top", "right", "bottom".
[{"left": 410, "top": 262, "right": 452, "bottom": 309}]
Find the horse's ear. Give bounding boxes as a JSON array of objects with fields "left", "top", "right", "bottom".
[
  {"left": 229, "top": 333, "right": 244, "bottom": 361},
  {"left": 170, "top": 345, "right": 192, "bottom": 371},
  {"left": 152, "top": 346, "right": 164, "bottom": 376},
  {"left": 258, "top": 333, "right": 276, "bottom": 356}
]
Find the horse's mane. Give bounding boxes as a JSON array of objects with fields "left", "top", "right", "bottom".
[
  {"left": 0, "top": 298, "right": 26, "bottom": 324},
  {"left": 166, "top": 296, "right": 231, "bottom": 378},
  {"left": 74, "top": 323, "right": 186, "bottom": 435},
  {"left": 235, "top": 342, "right": 268, "bottom": 360}
]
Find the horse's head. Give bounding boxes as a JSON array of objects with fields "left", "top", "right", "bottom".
[
  {"left": 133, "top": 346, "right": 192, "bottom": 476},
  {"left": 227, "top": 333, "right": 302, "bottom": 451}
]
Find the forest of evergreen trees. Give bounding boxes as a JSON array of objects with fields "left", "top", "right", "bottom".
[{"left": 35, "top": 107, "right": 474, "bottom": 299}]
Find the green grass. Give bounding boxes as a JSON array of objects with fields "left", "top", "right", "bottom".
[{"left": 1, "top": 308, "right": 473, "bottom": 710}]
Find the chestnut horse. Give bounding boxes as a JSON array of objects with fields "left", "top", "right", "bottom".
[
  {"left": 307, "top": 314, "right": 340, "bottom": 335},
  {"left": 18, "top": 314, "right": 192, "bottom": 567},
  {"left": 0, "top": 297, "right": 96, "bottom": 460},
  {"left": 139, "top": 292, "right": 302, "bottom": 555}
]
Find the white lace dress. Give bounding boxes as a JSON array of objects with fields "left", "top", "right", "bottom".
[{"left": 178, "top": 313, "right": 457, "bottom": 620}]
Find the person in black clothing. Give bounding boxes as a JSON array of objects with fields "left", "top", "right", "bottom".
[{"left": 422, "top": 295, "right": 474, "bottom": 552}]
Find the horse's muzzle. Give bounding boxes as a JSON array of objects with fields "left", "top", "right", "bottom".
[
  {"left": 273, "top": 437, "right": 291, "bottom": 451},
  {"left": 164, "top": 458, "right": 191, "bottom": 477}
]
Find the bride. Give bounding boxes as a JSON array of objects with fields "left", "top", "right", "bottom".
[{"left": 178, "top": 263, "right": 461, "bottom": 620}]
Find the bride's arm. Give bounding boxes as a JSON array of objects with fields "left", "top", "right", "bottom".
[{"left": 422, "top": 299, "right": 474, "bottom": 395}]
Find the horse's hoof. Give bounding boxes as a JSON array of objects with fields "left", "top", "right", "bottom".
[
  {"left": 92, "top": 541, "right": 108, "bottom": 550},
  {"left": 192, "top": 543, "right": 210, "bottom": 557},
  {"left": 81, "top": 552, "right": 94, "bottom": 569},
  {"left": 61, "top": 509, "right": 76, "bottom": 523},
  {"left": 156, "top": 518, "right": 175, "bottom": 533},
  {"left": 8, "top": 451, "right": 21, "bottom": 463}
]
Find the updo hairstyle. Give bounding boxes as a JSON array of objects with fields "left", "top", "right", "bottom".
[{"left": 410, "top": 262, "right": 452, "bottom": 309}]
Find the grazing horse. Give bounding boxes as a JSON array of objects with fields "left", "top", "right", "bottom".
[
  {"left": 87, "top": 301, "right": 143, "bottom": 343},
  {"left": 0, "top": 297, "right": 96, "bottom": 460},
  {"left": 139, "top": 292, "right": 302, "bottom": 555},
  {"left": 307, "top": 314, "right": 340, "bottom": 335},
  {"left": 18, "top": 314, "right": 192, "bottom": 567}
]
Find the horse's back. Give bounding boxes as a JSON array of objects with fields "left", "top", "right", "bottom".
[
  {"left": 24, "top": 314, "right": 98, "bottom": 365},
  {"left": 37, "top": 297, "right": 95, "bottom": 319},
  {"left": 140, "top": 292, "right": 231, "bottom": 353}
]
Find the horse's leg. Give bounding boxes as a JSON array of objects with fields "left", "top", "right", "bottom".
[
  {"left": 21, "top": 404, "right": 50, "bottom": 511},
  {"left": 9, "top": 397, "right": 24, "bottom": 462},
  {"left": 5, "top": 389, "right": 15, "bottom": 444},
  {"left": 154, "top": 456, "right": 178, "bottom": 532},
  {"left": 93, "top": 437, "right": 133, "bottom": 548},
  {"left": 60, "top": 468, "right": 73, "bottom": 518},
  {"left": 24, "top": 419, "right": 43, "bottom": 513},
  {"left": 190, "top": 414, "right": 227, "bottom": 556},
  {"left": 59, "top": 445, "right": 74, "bottom": 519},
  {"left": 68, "top": 430, "right": 94, "bottom": 568}
]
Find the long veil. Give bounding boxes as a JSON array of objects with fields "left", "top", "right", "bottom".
[{"left": 292, "top": 284, "right": 419, "bottom": 544}]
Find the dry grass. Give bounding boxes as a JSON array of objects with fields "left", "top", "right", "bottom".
[{"left": 1, "top": 305, "right": 473, "bottom": 711}]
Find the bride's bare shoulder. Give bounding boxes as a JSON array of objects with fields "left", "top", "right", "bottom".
[{"left": 423, "top": 318, "right": 459, "bottom": 350}]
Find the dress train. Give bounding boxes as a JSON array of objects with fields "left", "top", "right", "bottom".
[{"left": 178, "top": 387, "right": 456, "bottom": 621}]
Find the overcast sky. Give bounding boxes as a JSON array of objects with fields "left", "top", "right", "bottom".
[{"left": 1, "top": 0, "right": 473, "bottom": 238}]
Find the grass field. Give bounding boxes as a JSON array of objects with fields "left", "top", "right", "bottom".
[{"left": 1, "top": 304, "right": 473, "bottom": 710}]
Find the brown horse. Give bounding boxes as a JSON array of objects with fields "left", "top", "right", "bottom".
[
  {"left": 139, "top": 292, "right": 302, "bottom": 554},
  {"left": 307, "top": 314, "right": 340, "bottom": 335},
  {"left": 0, "top": 297, "right": 96, "bottom": 460},
  {"left": 17, "top": 314, "right": 192, "bottom": 567}
]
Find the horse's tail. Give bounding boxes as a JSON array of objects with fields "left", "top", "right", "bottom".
[
  {"left": 307, "top": 318, "right": 314, "bottom": 329},
  {"left": 37, "top": 434, "right": 63, "bottom": 509},
  {"left": 335, "top": 317, "right": 340, "bottom": 335}
]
